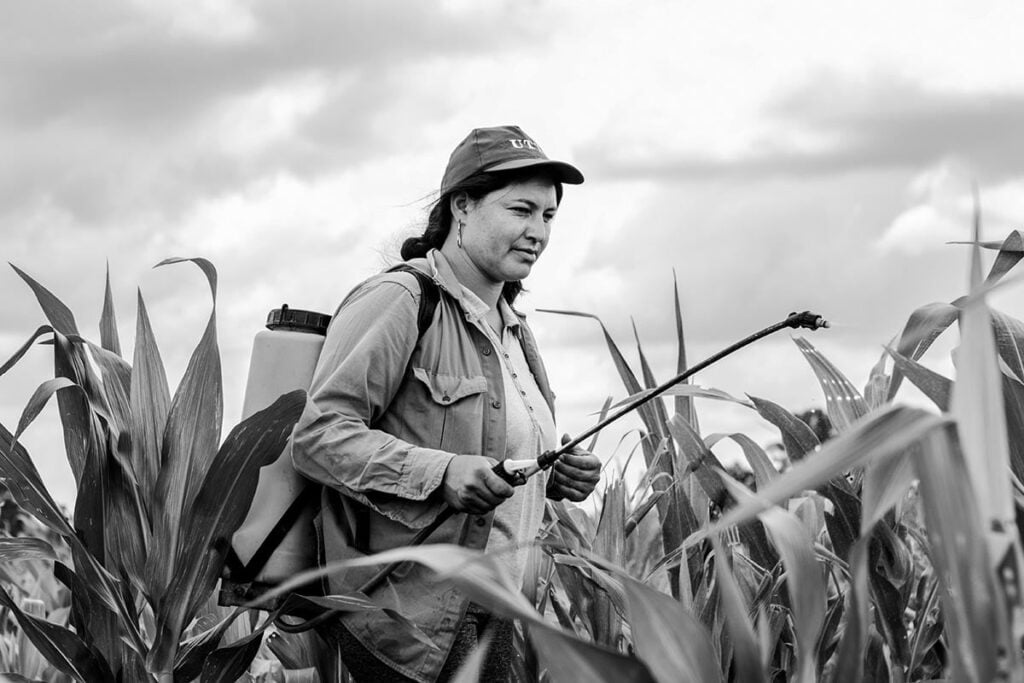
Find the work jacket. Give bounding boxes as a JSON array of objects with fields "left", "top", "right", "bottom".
[{"left": 291, "top": 249, "right": 556, "bottom": 682}]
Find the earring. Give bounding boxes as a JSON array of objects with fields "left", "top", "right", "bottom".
[{"left": 456, "top": 220, "right": 464, "bottom": 248}]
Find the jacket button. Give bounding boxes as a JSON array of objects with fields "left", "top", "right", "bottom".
[
  {"left": 482, "top": 347, "right": 492, "bottom": 356},
  {"left": 475, "top": 517, "right": 487, "bottom": 527},
  {"left": 491, "top": 399, "right": 501, "bottom": 409},
  {"left": 442, "top": 395, "right": 450, "bottom": 403}
]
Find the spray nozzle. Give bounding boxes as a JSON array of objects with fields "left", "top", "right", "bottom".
[{"left": 786, "top": 311, "right": 830, "bottom": 331}]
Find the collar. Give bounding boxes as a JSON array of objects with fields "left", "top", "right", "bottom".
[{"left": 425, "top": 250, "right": 522, "bottom": 333}]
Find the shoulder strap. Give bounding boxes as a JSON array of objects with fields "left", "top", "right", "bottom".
[{"left": 388, "top": 263, "right": 440, "bottom": 340}]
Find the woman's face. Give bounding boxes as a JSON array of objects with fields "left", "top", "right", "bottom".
[{"left": 458, "top": 177, "right": 559, "bottom": 284}]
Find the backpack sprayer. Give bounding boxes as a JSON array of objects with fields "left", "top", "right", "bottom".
[{"left": 221, "top": 304, "right": 828, "bottom": 630}]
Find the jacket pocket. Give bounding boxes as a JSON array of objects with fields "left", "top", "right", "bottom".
[
  {"left": 411, "top": 369, "right": 487, "bottom": 405},
  {"left": 410, "top": 369, "right": 488, "bottom": 452}
]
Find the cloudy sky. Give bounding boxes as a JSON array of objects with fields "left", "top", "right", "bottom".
[{"left": 3, "top": 0, "right": 1024, "bottom": 506}]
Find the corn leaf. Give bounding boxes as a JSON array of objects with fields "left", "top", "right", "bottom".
[
  {"left": 833, "top": 536, "right": 872, "bottom": 683},
  {"left": 13, "top": 377, "right": 79, "bottom": 443},
  {"left": 0, "top": 537, "right": 57, "bottom": 563},
  {"left": 172, "top": 606, "right": 257, "bottom": 680},
  {"left": 619, "top": 571, "right": 722, "bottom": 683},
  {"left": 831, "top": 448, "right": 916, "bottom": 682},
  {"left": 886, "top": 302, "right": 958, "bottom": 401},
  {"left": 528, "top": 630, "right": 655, "bottom": 683},
  {"left": 593, "top": 475, "right": 626, "bottom": 566},
  {"left": 51, "top": 535, "right": 141, "bottom": 649},
  {"left": 862, "top": 450, "right": 916, "bottom": 534},
  {"left": 586, "top": 396, "right": 613, "bottom": 453},
  {"left": 0, "top": 673, "right": 46, "bottom": 682},
  {"left": 148, "top": 257, "right": 223, "bottom": 603},
  {"left": 254, "top": 544, "right": 655, "bottom": 682},
  {"left": 12, "top": 363, "right": 138, "bottom": 645},
  {"left": 0, "top": 582, "right": 114, "bottom": 681},
  {"left": 631, "top": 320, "right": 659, "bottom": 396},
  {"left": 679, "top": 406, "right": 946, "bottom": 553},
  {"left": 624, "top": 486, "right": 670, "bottom": 537},
  {"left": 952, "top": 239, "right": 1014, "bottom": 526},
  {"left": 863, "top": 347, "right": 891, "bottom": 411},
  {"left": 199, "top": 629, "right": 265, "bottom": 683},
  {"left": 673, "top": 270, "right": 699, "bottom": 430},
  {"left": 100, "top": 263, "right": 121, "bottom": 356},
  {"left": 819, "top": 479, "right": 860, "bottom": 564},
  {"left": 264, "top": 630, "right": 318, "bottom": 671},
  {"left": 982, "top": 229, "right": 1024, "bottom": 287},
  {"left": 0, "top": 326, "right": 54, "bottom": 379},
  {"left": 0, "top": 428, "right": 133, "bottom": 626},
  {"left": 130, "top": 289, "right": 170, "bottom": 505},
  {"left": 748, "top": 395, "right": 820, "bottom": 462},
  {"left": 792, "top": 337, "right": 868, "bottom": 432},
  {"left": 65, "top": 336, "right": 150, "bottom": 593},
  {"left": 537, "top": 309, "right": 670, "bottom": 473},
  {"left": 666, "top": 415, "right": 775, "bottom": 574},
  {"left": 1001, "top": 374, "right": 1024, "bottom": 483},
  {"left": 712, "top": 538, "right": 766, "bottom": 683},
  {"left": 149, "top": 389, "right": 304, "bottom": 673},
  {"left": 912, "top": 424, "right": 1004, "bottom": 683},
  {"left": 611, "top": 384, "right": 749, "bottom": 409},
  {"left": 9, "top": 267, "right": 94, "bottom": 484},
  {"left": 10, "top": 264, "right": 79, "bottom": 336},
  {"left": 886, "top": 348, "right": 952, "bottom": 411},
  {"left": 667, "top": 414, "right": 727, "bottom": 507},
  {"left": 47, "top": 331, "right": 93, "bottom": 485},
  {"left": 554, "top": 556, "right": 626, "bottom": 648},
  {"left": 539, "top": 307, "right": 690, "bottom": 601},
  {"left": 705, "top": 432, "right": 778, "bottom": 490},
  {"left": 993, "top": 310, "right": 1024, "bottom": 384},
  {"left": 870, "top": 523, "right": 913, "bottom": 664},
  {"left": 528, "top": 627, "right": 656, "bottom": 683},
  {"left": 720, "top": 477, "right": 825, "bottom": 683},
  {"left": 69, "top": 446, "right": 120, "bottom": 664}
]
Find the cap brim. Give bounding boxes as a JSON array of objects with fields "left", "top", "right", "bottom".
[{"left": 484, "top": 158, "right": 585, "bottom": 184}]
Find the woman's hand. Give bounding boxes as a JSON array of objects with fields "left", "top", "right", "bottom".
[
  {"left": 442, "top": 455, "right": 515, "bottom": 514},
  {"left": 547, "top": 434, "right": 602, "bottom": 502}
]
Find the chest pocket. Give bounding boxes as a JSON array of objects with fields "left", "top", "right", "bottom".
[
  {"left": 410, "top": 368, "right": 488, "bottom": 453},
  {"left": 413, "top": 368, "right": 487, "bottom": 404}
]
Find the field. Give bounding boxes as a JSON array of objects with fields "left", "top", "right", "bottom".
[{"left": 2, "top": 226, "right": 1024, "bottom": 682}]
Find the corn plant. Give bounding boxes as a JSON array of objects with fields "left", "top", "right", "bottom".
[
  {"left": 0, "top": 491, "right": 72, "bottom": 682},
  {"left": 4, "top": 227, "right": 1023, "bottom": 682},
  {"left": 505, "top": 226, "right": 1024, "bottom": 681},
  {"left": 0, "top": 259, "right": 306, "bottom": 681}
]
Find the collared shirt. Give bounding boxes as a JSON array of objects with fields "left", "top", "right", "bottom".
[
  {"left": 458, "top": 285, "right": 556, "bottom": 588},
  {"left": 291, "top": 250, "right": 556, "bottom": 682}
]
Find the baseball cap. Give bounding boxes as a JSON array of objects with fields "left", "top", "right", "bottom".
[{"left": 440, "top": 125, "right": 584, "bottom": 194}]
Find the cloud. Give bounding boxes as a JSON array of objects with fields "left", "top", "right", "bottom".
[
  {"left": 876, "top": 204, "right": 967, "bottom": 256},
  {"left": 877, "top": 160, "right": 1024, "bottom": 255},
  {"left": 0, "top": 0, "right": 546, "bottom": 229},
  {"left": 578, "top": 75, "right": 1024, "bottom": 183}
]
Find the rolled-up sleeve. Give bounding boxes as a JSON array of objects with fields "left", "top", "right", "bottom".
[{"left": 291, "top": 277, "right": 455, "bottom": 527}]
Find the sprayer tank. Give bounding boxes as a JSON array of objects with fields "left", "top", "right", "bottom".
[{"left": 231, "top": 305, "right": 330, "bottom": 583}]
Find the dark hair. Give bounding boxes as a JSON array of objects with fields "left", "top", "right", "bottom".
[{"left": 401, "top": 168, "right": 564, "bottom": 304}]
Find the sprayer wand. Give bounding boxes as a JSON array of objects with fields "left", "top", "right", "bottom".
[
  {"left": 275, "top": 310, "right": 828, "bottom": 632},
  {"left": 492, "top": 309, "right": 830, "bottom": 485}
]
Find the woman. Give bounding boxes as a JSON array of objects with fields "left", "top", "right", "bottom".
[{"left": 292, "top": 125, "right": 602, "bottom": 682}]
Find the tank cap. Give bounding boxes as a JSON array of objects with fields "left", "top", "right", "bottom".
[{"left": 266, "top": 304, "right": 331, "bottom": 335}]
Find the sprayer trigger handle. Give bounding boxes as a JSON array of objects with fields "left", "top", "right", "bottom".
[{"left": 492, "top": 460, "right": 534, "bottom": 486}]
